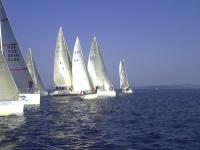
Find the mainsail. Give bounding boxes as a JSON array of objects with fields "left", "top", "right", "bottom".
[
  {"left": 87, "top": 36, "right": 112, "bottom": 90},
  {"left": 0, "top": 28, "right": 18, "bottom": 101},
  {"left": 72, "top": 37, "right": 92, "bottom": 92},
  {"left": 0, "top": 1, "right": 32, "bottom": 93},
  {"left": 53, "top": 27, "right": 72, "bottom": 89},
  {"left": 26, "top": 48, "right": 47, "bottom": 93},
  {"left": 119, "top": 59, "right": 129, "bottom": 89}
]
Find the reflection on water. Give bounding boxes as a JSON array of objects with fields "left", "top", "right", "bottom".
[
  {"left": 0, "top": 115, "right": 25, "bottom": 131},
  {"left": 1, "top": 90, "right": 200, "bottom": 149},
  {"left": 0, "top": 115, "right": 25, "bottom": 150}
]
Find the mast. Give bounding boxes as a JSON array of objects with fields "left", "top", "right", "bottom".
[{"left": 119, "top": 61, "right": 123, "bottom": 89}]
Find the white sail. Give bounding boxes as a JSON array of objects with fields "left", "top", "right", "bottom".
[
  {"left": 26, "top": 48, "right": 47, "bottom": 94},
  {"left": 53, "top": 27, "right": 72, "bottom": 89},
  {"left": 87, "top": 36, "right": 113, "bottom": 90},
  {"left": 119, "top": 59, "right": 129, "bottom": 89},
  {"left": 0, "top": 1, "right": 32, "bottom": 93},
  {"left": 72, "top": 37, "right": 92, "bottom": 92},
  {"left": 0, "top": 31, "right": 18, "bottom": 101},
  {"left": 64, "top": 37, "right": 72, "bottom": 70}
]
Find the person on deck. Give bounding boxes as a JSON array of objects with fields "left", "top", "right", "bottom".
[{"left": 28, "top": 80, "right": 34, "bottom": 93}]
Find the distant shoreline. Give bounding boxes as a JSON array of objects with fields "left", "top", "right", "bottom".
[{"left": 134, "top": 84, "right": 200, "bottom": 90}]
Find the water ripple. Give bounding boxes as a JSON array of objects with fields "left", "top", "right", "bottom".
[{"left": 0, "top": 89, "right": 200, "bottom": 149}]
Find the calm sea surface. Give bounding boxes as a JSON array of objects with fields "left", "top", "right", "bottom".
[{"left": 0, "top": 89, "right": 200, "bottom": 150}]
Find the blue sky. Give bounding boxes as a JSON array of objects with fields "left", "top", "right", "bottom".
[{"left": 3, "top": 0, "right": 200, "bottom": 88}]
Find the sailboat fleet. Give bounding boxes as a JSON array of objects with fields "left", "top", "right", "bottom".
[
  {"left": 0, "top": 1, "right": 133, "bottom": 116},
  {"left": 0, "top": 0, "right": 42, "bottom": 116}
]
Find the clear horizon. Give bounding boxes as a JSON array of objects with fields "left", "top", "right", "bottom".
[{"left": 3, "top": 0, "right": 200, "bottom": 88}]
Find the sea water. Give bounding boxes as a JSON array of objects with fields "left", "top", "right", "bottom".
[{"left": 0, "top": 89, "right": 200, "bottom": 149}]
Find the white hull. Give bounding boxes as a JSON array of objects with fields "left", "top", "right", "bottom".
[
  {"left": 19, "top": 93, "right": 40, "bottom": 105},
  {"left": 0, "top": 100, "right": 24, "bottom": 116},
  {"left": 34, "top": 90, "right": 48, "bottom": 96},
  {"left": 97, "top": 90, "right": 116, "bottom": 98},
  {"left": 80, "top": 93, "right": 98, "bottom": 100},
  {"left": 40, "top": 91, "right": 48, "bottom": 96},
  {"left": 122, "top": 88, "right": 133, "bottom": 94},
  {"left": 49, "top": 90, "right": 76, "bottom": 96}
]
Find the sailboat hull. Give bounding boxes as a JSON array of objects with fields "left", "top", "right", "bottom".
[
  {"left": 33, "top": 90, "right": 48, "bottom": 96},
  {"left": 40, "top": 91, "right": 48, "bottom": 96},
  {"left": 80, "top": 93, "right": 98, "bottom": 100},
  {"left": 19, "top": 93, "right": 40, "bottom": 105},
  {"left": 49, "top": 90, "right": 78, "bottom": 96},
  {"left": 97, "top": 90, "right": 116, "bottom": 98},
  {"left": 0, "top": 100, "right": 24, "bottom": 116},
  {"left": 122, "top": 88, "right": 133, "bottom": 94}
]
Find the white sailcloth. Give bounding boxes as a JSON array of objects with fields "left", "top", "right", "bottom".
[
  {"left": 64, "top": 36, "right": 72, "bottom": 71},
  {"left": 0, "top": 1, "right": 32, "bottom": 93},
  {"left": 87, "top": 36, "right": 113, "bottom": 90},
  {"left": 119, "top": 59, "right": 130, "bottom": 89},
  {"left": 72, "top": 37, "right": 92, "bottom": 92},
  {"left": 0, "top": 35, "right": 18, "bottom": 101},
  {"left": 53, "top": 27, "right": 72, "bottom": 89},
  {"left": 26, "top": 48, "right": 47, "bottom": 93}
]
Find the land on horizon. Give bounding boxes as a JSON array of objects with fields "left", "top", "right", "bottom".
[{"left": 134, "top": 84, "right": 200, "bottom": 89}]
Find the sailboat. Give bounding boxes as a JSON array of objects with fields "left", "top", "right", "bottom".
[
  {"left": 0, "top": 34, "right": 24, "bottom": 116},
  {"left": 87, "top": 36, "right": 116, "bottom": 98},
  {"left": 26, "top": 48, "right": 48, "bottom": 96},
  {"left": 0, "top": 1, "right": 40, "bottom": 105},
  {"left": 72, "top": 37, "right": 98, "bottom": 100},
  {"left": 119, "top": 59, "right": 133, "bottom": 94},
  {"left": 50, "top": 27, "right": 73, "bottom": 96}
]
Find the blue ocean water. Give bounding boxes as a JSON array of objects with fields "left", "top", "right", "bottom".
[{"left": 0, "top": 89, "right": 200, "bottom": 150}]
